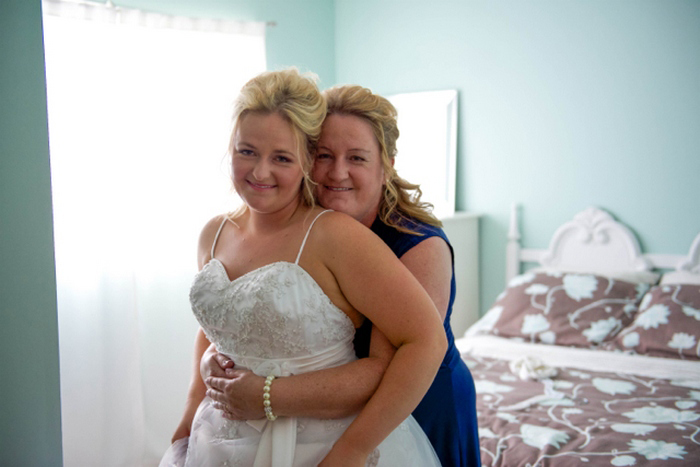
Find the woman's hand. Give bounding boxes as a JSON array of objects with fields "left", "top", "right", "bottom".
[
  {"left": 170, "top": 399, "right": 199, "bottom": 444},
  {"left": 318, "top": 439, "right": 372, "bottom": 467},
  {"left": 206, "top": 369, "right": 267, "bottom": 420},
  {"left": 170, "top": 418, "right": 191, "bottom": 444},
  {"left": 200, "top": 345, "right": 234, "bottom": 381},
  {"left": 170, "top": 329, "right": 212, "bottom": 444}
]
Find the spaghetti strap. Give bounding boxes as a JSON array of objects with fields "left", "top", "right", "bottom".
[
  {"left": 295, "top": 210, "right": 332, "bottom": 265},
  {"left": 210, "top": 216, "right": 229, "bottom": 260}
]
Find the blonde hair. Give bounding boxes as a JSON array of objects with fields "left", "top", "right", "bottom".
[
  {"left": 229, "top": 68, "right": 327, "bottom": 207},
  {"left": 323, "top": 85, "right": 441, "bottom": 234}
]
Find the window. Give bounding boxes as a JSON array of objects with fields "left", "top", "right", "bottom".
[{"left": 43, "top": 2, "right": 265, "bottom": 464}]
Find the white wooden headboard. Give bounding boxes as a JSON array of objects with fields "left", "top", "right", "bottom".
[
  {"left": 677, "top": 232, "right": 700, "bottom": 274},
  {"left": 505, "top": 205, "right": 692, "bottom": 284}
]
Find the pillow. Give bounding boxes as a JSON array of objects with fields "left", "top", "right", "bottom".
[
  {"left": 602, "top": 284, "right": 700, "bottom": 360},
  {"left": 660, "top": 270, "right": 700, "bottom": 285},
  {"left": 469, "top": 271, "right": 649, "bottom": 348},
  {"left": 532, "top": 267, "right": 660, "bottom": 285}
]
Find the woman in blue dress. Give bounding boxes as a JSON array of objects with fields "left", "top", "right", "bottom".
[{"left": 199, "top": 84, "right": 480, "bottom": 466}]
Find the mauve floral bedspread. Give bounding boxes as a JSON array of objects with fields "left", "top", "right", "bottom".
[{"left": 464, "top": 353, "right": 700, "bottom": 466}]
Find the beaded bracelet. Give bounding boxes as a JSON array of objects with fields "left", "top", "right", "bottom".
[{"left": 263, "top": 375, "right": 277, "bottom": 421}]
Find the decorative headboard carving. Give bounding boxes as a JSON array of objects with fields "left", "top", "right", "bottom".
[
  {"left": 505, "top": 205, "right": 698, "bottom": 284},
  {"left": 539, "top": 207, "right": 652, "bottom": 273}
]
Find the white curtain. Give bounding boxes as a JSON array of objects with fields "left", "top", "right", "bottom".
[{"left": 42, "top": 1, "right": 265, "bottom": 465}]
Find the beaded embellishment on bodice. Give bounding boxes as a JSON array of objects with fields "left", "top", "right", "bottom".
[{"left": 190, "top": 255, "right": 355, "bottom": 362}]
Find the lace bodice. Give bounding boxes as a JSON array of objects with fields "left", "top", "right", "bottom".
[{"left": 190, "top": 258, "right": 355, "bottom": 364}]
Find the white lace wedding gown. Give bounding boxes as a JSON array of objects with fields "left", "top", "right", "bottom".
[{"left": 160, "top": 211, "right": 441, "bottom": 467}]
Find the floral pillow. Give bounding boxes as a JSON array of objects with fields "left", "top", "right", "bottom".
[
  {"left": 469, "top": 271, "right": 649, "bottom": 348},
  {"left": 602, "top": 284, "right": 700, "bottom": 360}
]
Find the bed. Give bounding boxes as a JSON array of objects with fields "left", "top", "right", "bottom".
[{"left": 456, "top": 206, "right": 700, "bottom": 466}]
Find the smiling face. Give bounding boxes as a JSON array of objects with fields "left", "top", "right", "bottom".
[
  {"left": 312, "top": 114, "right": 386, "bottom": 227},
  {"left": 232, "top": 111, "right": 304, "bottom": 214}
]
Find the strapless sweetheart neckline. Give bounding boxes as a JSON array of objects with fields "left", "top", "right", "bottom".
[
  {"left": 199, "top": 257, "right": 355, "bottom": 329},
  {"left": 205, "top": 258, "right": 298, "bottom": 284}
]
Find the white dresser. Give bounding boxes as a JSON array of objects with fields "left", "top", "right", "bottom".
[{"left": 440, "top": 212, "right": 481, "bottom": 338}]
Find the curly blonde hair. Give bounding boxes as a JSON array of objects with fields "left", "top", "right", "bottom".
[
  {"left": 229, "top": 68, "right": 327, "bottom": 207},
  {"left": 323, "top": 85, "right": 441, "bottom": 234}
]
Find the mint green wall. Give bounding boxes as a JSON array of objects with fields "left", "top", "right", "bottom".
[
  {"left": 334, "top": 0, "right": 700, "bottom": 314},
  {"left": 0, "top": 1, "right": 63, "bottom": 465}
]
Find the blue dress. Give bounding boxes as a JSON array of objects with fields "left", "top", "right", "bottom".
[{"left": 353, "top": 217, "right": 481, "bottom": 467}]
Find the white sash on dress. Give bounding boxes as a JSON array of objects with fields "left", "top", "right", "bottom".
[{"left": 226, "top": 338, "right": 356, "bottom": 467}]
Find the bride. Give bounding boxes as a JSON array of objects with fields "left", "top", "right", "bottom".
[{"left": 160, "top": 68, "right": 445, "bottom": 466}]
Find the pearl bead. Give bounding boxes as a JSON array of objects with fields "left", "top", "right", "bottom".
[{"left": 263, "top": 374, "right": 277, "bottom": 421}]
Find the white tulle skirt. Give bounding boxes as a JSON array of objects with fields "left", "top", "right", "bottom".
[{"left": 160, "top": 397, "right": 440, "bottom": 466}]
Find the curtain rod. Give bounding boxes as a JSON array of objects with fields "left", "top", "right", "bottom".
[{"left": 45, "top": 0, "right": 276, "bottom": 26}]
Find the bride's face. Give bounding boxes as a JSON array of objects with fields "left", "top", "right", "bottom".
[{"left": 232, "top": 111, "right": 304, "bottom": 214}]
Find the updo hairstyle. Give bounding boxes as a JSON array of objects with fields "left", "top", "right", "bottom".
[{"left": 230, "top": 68, "right": 327, "bottom": 206}]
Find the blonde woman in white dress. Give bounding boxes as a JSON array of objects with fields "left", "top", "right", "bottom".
[{"left": 160, "top": 68, "right": 445, "bottom": 466}]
